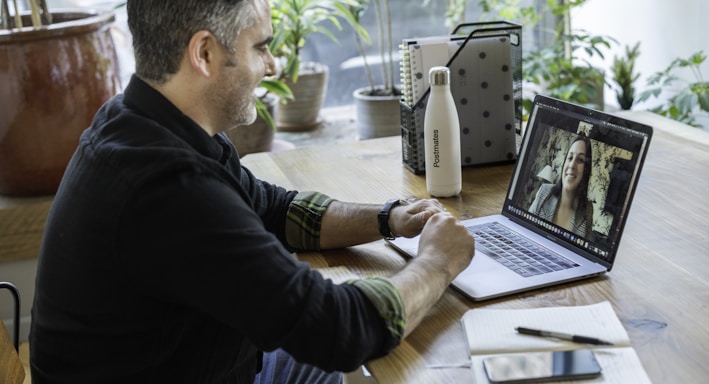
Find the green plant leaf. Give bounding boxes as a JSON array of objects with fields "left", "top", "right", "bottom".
[
  {"left": 689, "top": 51, "right": 707, "bottom": 66},
  {"left": 674, "top": 91, "right": 698, "bottom": 115},
  {"left": 697, "top": 85, "right": 709, "bottom": 112},
  {"left": 639, "top": 51, "right": 707, "bottom": 126},
  {"left": 255, "top": 98, "right": 277, "bottom": 131},
  {"left": 259, "top": 78, "right": 294, "bottom": 101},
  {"left": 270, "top": 0, "right": 361, "bottom": 83}
]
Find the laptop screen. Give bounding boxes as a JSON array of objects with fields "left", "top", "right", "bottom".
[{"left": 504, "top": 96, "right": 652, "bottom": 269}]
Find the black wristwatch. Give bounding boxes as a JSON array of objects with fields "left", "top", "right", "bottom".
[{"left": 378, "top": 199, "right": 403, "bottom": 240}]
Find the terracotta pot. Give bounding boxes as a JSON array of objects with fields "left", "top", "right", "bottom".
[
  {"left": 0, "top": 10, "right": 121, "bottom": 196},
  {"left": 276, "top": 62, "right": 328, "bottom": 132}
]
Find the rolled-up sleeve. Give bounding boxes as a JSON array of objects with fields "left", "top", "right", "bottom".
[
  {"left": 349, "top": 277, "right": 406, "bottom": 343},
  {"left": 285, "top": 191, "right": 334, "bottom": 250}
]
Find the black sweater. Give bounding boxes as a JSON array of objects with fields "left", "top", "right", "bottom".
[{"left": 29, "top": 76, "right": 393, "bottom": 383}]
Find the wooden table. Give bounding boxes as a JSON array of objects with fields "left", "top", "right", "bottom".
[{"left": 241, "top": 112, "right": 709, "bottom": 383}]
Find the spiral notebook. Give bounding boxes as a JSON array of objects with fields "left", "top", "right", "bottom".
[
  {"left": 399, "top": 22, "right": 522, "bottom": 173},
  {"left": 389, "top": 95, "right": 653, "bottom": 301}
]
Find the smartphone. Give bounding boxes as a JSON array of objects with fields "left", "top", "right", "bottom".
[{"left": 483, "top": 349, "right": 602, "bottom": 383}]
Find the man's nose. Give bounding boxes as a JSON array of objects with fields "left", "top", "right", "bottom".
[{"left": 265, "top": 53, "right": 276, "bottom": 77}]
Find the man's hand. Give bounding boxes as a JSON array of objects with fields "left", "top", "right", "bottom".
[
  {"left": 387, "top": 211, "right": 475, "bottom": 338},
  {"left": 417, "top": 212, "right": 476, "bottom": 278},
  {"left": 388, "top": 199, "right": 445, "bottom": 238}
]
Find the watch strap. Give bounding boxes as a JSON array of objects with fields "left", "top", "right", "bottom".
[{"left": 378, "top": 199, "right": 402, "bottom": 240}]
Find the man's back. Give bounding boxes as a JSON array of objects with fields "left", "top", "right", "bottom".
[
  {"left": 29, "top": 86, "right": 264, "bottom": 382},
  {"left": 29, "top": 77, "right": 397, "bottom": 383}
]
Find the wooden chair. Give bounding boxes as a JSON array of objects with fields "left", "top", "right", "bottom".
[{"left": 0, "top": 281, "right": 24, "bottom": 384}]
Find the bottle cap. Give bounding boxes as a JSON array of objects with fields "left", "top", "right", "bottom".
[{"left": 429, "top": 66, "right": 450, "bottom": 86}]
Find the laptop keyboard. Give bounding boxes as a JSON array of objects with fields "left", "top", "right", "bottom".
[{"left": 467, "top": 223, "right": 579, "bottom": 278}]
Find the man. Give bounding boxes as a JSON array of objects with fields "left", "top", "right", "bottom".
[{"left": 29, "top": 0, "right": 475, "bottom": 383}]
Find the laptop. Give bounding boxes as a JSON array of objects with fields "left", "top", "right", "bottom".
[{"left": 388, "top": 95, "right": 653, "bottom": 301}]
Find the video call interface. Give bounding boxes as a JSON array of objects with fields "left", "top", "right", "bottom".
[{"left": 506, "top": 104, "right": 649, "bottom": 263}]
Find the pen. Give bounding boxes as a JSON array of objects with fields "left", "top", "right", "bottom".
[{"left": 515, "top": 326, "right": 614, "bottom": 346}]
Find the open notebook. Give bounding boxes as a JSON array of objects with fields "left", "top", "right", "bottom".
[{"left": 389, "top": 95, "right": 653, "bottom": 300}]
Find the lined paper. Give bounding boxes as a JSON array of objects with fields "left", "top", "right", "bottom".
[{"left": 462, "top": 301, "right": 631, "bottom": 355}]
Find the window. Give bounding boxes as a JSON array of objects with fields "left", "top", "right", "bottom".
[
  {"left": 301, "top": 0, "right": 545, "bottom": 108},
  {"left": 300, "top": 1, "right": 453, "bottom": 108}
]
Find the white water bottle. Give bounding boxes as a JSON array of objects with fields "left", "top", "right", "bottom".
[{"left": 424, "top": 66, "right": 461, "bottom": 197}]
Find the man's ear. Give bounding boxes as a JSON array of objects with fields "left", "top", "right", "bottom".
[{"left": 187, "top": 30, "right": 219, "bottom": 78}]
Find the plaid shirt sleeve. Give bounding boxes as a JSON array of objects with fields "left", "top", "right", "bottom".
[
  {"left": 348, "top": 277, "right": 406, "bottom": 343},
  {"left": 285, "top": 191, "right": 335, "bottom": 251}
]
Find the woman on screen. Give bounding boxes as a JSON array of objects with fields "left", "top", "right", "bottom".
[{"left": 529, "top": 134, "right": 593, "bottom": 238}]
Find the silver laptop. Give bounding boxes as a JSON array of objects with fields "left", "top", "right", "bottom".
[{"left": 388, "top": 95, "right": 653, "bottom": 301}]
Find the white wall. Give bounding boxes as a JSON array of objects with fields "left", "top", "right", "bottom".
[{"left": 571, "top": 0, "right": 709, "bottom": 113}]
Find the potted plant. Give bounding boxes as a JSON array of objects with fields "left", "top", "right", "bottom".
[
  {"left": 269, "top": 0, "right": 363, "bottom": 131},
  {"left": 349, "top": 0, "right": 403, "bottom": 140},
  {"left": 611, "top": 42, "right": 641, "bottom": 111},
  {"left": 637, "top": 50, "right": 709, "bottom": 128},
  {"left": 0, "top": 2, "right": 121, "bottom": 196}
]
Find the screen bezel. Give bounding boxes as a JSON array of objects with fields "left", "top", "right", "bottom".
[{"left": 503, "top": 95, "right": 653, "bottom": 270}]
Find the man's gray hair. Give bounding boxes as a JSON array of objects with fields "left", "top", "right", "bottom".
[{"left": 127, "top": 0, "right": 257, "bottom": 83}]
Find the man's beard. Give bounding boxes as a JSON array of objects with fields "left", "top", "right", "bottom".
[{"left": 232, "top": 95, "right": 258, "bottom": 128}]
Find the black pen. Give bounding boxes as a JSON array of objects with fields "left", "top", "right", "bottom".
[{"left": 515, "top": 326, "right": 614, "bottom": 346}]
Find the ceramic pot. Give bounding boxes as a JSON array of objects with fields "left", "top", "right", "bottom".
[
  {"left": 0, "top": 10, "right": 121, "bottom": 196},
  {"left": 276, "top": 62, "right": 328, "bottom": 132},
  {"left": 353, "top": 86, "right": 402, "bottom": 140}
]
